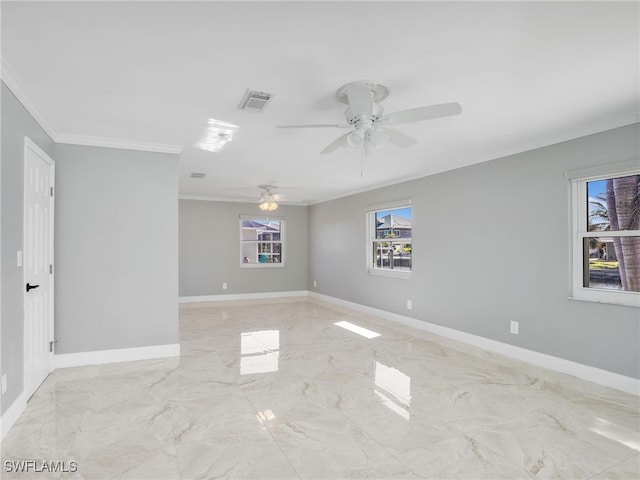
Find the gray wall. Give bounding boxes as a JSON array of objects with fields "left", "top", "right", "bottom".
[
  {"left": 53, "top": 144, "right": 179, "bottom": 354},
  {"left": 179, "top": 200, "right": 308, "bottom": 296},
  {"left": 309, "top": 124, "right": 640, "bottom": 379},
  {"left": 1, "top": 82, "right": 55, "bottom": 414}
]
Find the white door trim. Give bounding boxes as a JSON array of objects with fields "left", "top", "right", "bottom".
[{"left": 23, "top": 136, "right": 55, "bottom": 400}]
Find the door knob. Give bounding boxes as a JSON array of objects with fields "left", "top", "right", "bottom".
[{"left": 26, "top": 283, "right": 40, "bottom": 292}]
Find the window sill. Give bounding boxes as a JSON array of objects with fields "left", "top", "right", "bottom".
[
  {"left": 240, "top": 263, "right": 285, "bottom": 269},
  {"left": 367, "top": 269, "right": 411, "bottom": 280},
  {"left": 567, "top": 294, "right": 639, "bottom": 308}
]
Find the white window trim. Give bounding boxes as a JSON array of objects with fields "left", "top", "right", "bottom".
[
  {"left": 239, "top": 215, "right": 286, "bottom": 269},
  {"left": 365, "top": 200, "right": 412, "bottom": 280},
  {"left": 569, "top": 164, "right": 640, "bottom": 307}
]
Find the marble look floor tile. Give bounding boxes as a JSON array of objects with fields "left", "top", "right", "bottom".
[
  {"left": 586, "top": 387, "right": 640, "bottom": 411},
  {"left": 96, "top": 358, "right": 178, "bottom": 376},
  {"left": 341, "top": 402, "right": 462, "bottom": 456},
  {"left": 81, "top": 400, "right": 173, "bottom": 435},
  {"left": 42, "top": 365, "right": 102, "bottom": 385},
  {"left": 1, "top": 413, "right": 81, "bottom": 460},
  {"left": 10, "top": 390, "right": 90, "bottom": 429},
  {"left": 268, "top": 411, "right": 392, "bottom": 478},
  {"left": 319, "top": 456, "right": 421, "bottom": 480},
  {"left": 175, "top": 435, "right": 300, "bottom": 480},
  {"left": 89, "top": 377, "right": 170, "bottom": 409},
  {"left": 86, "top": 388, "right": 170, "bottom": 417},
  {"left": 588, "top": 454, "right": 640, "bottom": 479},
  {"left": 395, "top": 435, "right": 535, "bottom": 479},
  {"left": 466, "top": 409, "right": 625, "bottom": 479},
  {"left": 4, "top": 299, "right": 638, "bottom": 480},
  {"left": 537, "top": 395, "right": 639, "bottom": 460},
  {"left": 170, "top": 393, "right": 266, "bottom": 444},
  {"left": 1, "top": 464, "right": 64, "bottom": 480},
  {"left": 242, "top": 378, "right": 346, "bottom": 427},
  {"left": 406, "top": 382, "right": 556, "bottom": 433},
  {"left": 166, "top": 374, "right": 241, "bottom": 401},
  {"left": 68, "top": 405, "right": 174, "bottom": 459},
  {"left": 61, "top": 446, "right": 180, "bottom": 480}
]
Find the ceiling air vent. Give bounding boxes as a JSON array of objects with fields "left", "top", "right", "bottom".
[
  {"left": 238, "top": 89, "right": 274, "bottom": 112},
  {"left": 190, "top": 172, "right": 206, "bottom": 179}
]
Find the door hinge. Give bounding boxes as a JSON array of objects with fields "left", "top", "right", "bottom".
[
  {"left": 49, "top": 264, "right": 53, "bottom": 274},
  {"left": 49, "top": 340, "right": 58, "bottom": 353},
  {"left": 50, "top": 186, "right": 54, "bottom": 197}
]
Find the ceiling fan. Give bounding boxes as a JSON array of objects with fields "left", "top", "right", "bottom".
[
  {"left": 258, "top": 185, "right": 281, "bottom": 211},
  {"left": 277, "top": 81, "right": 462, "bottom": 155}
]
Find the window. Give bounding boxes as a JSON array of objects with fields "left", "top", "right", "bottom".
[
  {"left": 569, "top": 164, "right": 639, "bottom": 307},
  {"left": 366, "top": 202, "right": 412, "bottom": 278},
  {"left": 240, "top": 217, "right": 285, "bottom": 268}
]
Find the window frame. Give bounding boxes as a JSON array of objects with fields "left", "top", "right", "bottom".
[
  {"left": 568, "top": 162, "right": 639, "bottom": 307},
  {"left": 239, "top": 215, "right": 286, "bottom": 268},
  {"left": 365, "top": 200, "right": 412, "bottom": 280}
]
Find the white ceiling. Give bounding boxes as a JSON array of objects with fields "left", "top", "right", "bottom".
[{"left": 2, "top": 1, "right": 638, "bottom": 205}]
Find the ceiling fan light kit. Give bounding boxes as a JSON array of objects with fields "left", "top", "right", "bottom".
[
  {"left": 276, "top": 80, "right": 462, "bottom": 156},
  {"left": 366, "top": 129, "right": 389, "bottom": 150},
  {"left": 258, "top": 185, "right": 279, "bottom": 211},
  {"left": 347, "top": 131, "right": 363, "bottom": 148},
  {"left": 259, "top": 200, "right": 278, "bottom": 212}
]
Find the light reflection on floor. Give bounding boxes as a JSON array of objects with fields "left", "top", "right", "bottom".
[{"left": 240, "top": 330, "right": 280, "bottom": 375}]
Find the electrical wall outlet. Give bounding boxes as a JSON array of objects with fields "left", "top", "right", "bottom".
[
  {"left": 222, "top": 282, "right": 228, "bottom": 290},
  {"left": 313, "top": 280, "right": 317, "bottom": 288},
  {"left": 510, "top": 321, "right": 519, "bottom": 335},
  {"left": 407, "top": 300, "right": 413, "bottom": 310},
  {"left": 1, "top": 374, "right": 7, "bottom": 395}
]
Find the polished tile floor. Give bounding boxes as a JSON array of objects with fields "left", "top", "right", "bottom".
[{"left": 2, "top": 299, "right": 639, "bottom": 479}]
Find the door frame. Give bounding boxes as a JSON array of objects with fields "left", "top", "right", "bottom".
[{"left": 23, "top": 136, "right": 55, "bottom": 399}]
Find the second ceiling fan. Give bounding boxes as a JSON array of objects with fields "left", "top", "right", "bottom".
[{"left": 277, "top": 80, "right": 462, "bottom": 155}]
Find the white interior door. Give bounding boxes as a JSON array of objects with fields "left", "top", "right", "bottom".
[{"left": 23, "top": 137, "right": 55, "bottom": 400}]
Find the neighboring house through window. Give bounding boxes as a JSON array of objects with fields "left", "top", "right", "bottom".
[
  {"left": 366, "top": 201, "right": 412, "bottom": 278},
  {"left": 240, "top": 217, "right": 285, "bottom": 267},
  {"left": 568, "top": 161, "right": 639, "bottom": 307}
]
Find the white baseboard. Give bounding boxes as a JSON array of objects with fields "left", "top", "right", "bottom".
[
  {"left": 179, "top": 290, "right": 309, "bottom": 303},
  {"left": 309, "top": 292, "right": 640, "bottom": 396},
  {"left": 1, "top": 391, "right": 27, "bottom": 441},
  {"left": 54, "top": 343, "right": 181, "bottom": 369}
]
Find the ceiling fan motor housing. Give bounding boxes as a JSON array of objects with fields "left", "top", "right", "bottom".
[
  {"left": 336, "top": 81, "right": 390, "bottom": 104},
  {"left": 344, "top": 103, "right": 384, "bottom": 128}
]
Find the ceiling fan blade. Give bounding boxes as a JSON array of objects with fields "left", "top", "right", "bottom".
[
  {"left": 381, "top": 127, "right": 418, "bottom": 148},
  {"left": 381, "top": 102, "right": 462, "bottom": 125},
  {"left": 347, "top": 83, "right": 373, "bottom": 117},
  {"left": 320, "top": 132, "right": 350, "bottom": 155},
  {"left": 276, "top": 124, "right": 350, "bottom": 128}
]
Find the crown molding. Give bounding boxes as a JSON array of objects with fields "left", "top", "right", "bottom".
[
  {"left": 56, "top": 134, "right": 183, "bottom": 155},
  {"left": 1, "top": 60, "right": 57, "bottom": 142},
  {"left": 2, "top": 59, "right": 183, "bottom": 155},
  {"left": 179, "top": 194, "right": 251, "bottom": 203},
  {"left": 179, "top": 194, "right": 309, "bottom": 206}
]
